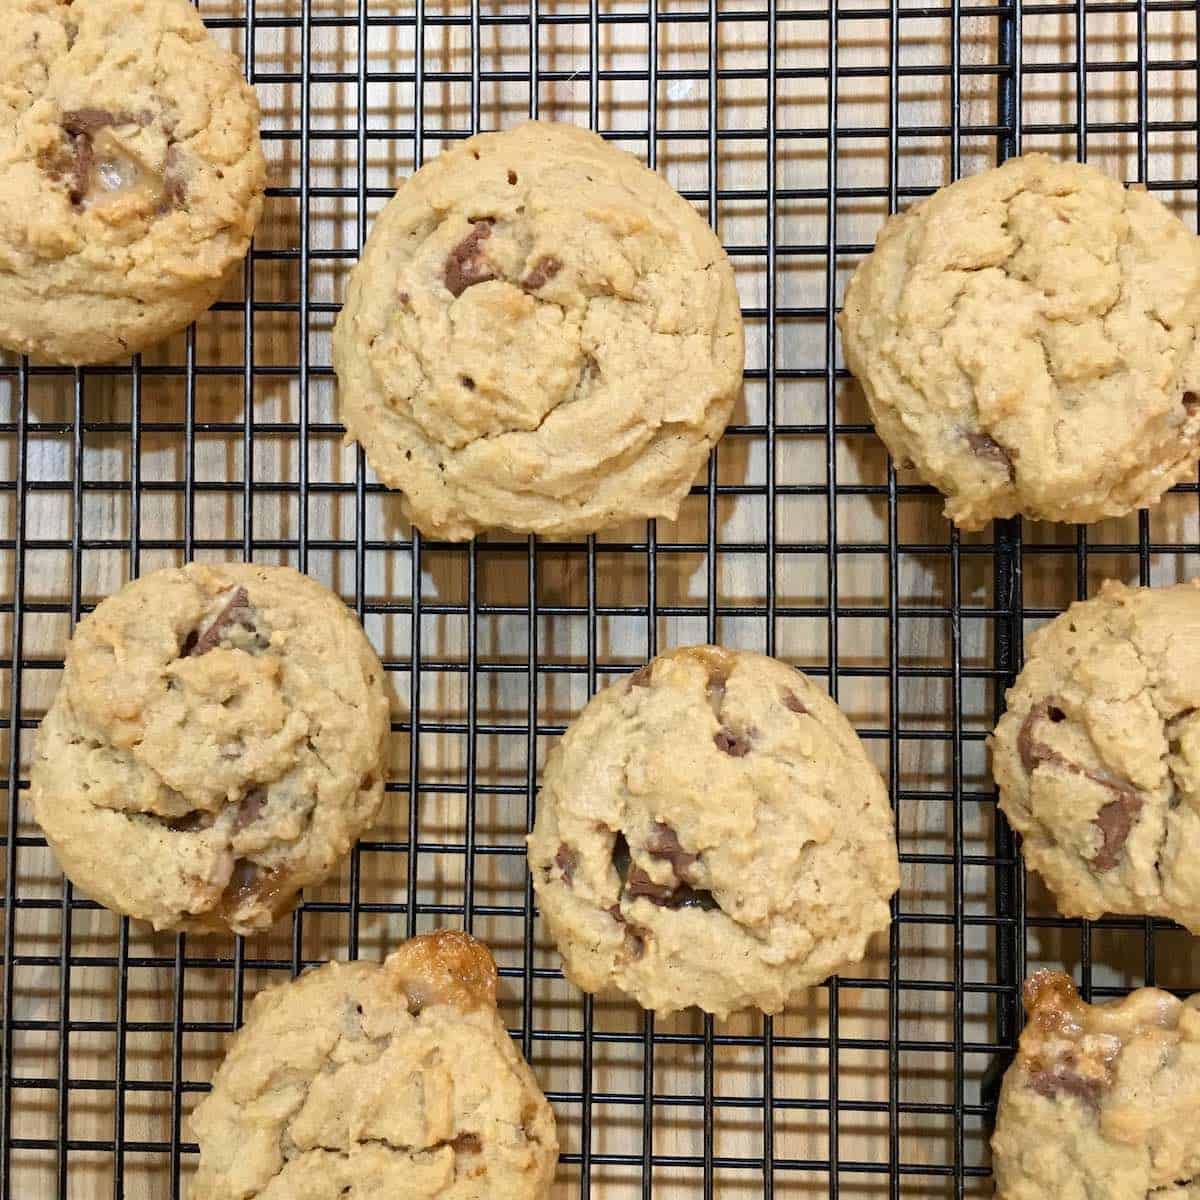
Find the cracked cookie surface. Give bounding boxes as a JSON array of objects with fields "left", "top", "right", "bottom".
[
  {"left": 527, "top": 646, "right": 900, "bottom": 1017},
  {"left": 332, "top": 120, "right": 744, "bottom": 541},
  {"left": 0, "top": 0, "right": 266, "bottom": 364},
  {"left": 992, "top": 579, "right": 1200, "bottom": 931},
  {"left": 992, "top": 970, "right": 1200, "bottom": 1199},
  {"left": 190, "top": 931, "right": 559, "bottom": 1199},
  {"left": 838, "top": 154, "right": 1200, "bottom": 529},
  {"left": 30, "top": 562, "right": 389, "bottom": 935}
]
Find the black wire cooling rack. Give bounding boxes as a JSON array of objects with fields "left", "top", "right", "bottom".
[{"left": 4, "top": 1, "right": 1200, "bottom": 1197}]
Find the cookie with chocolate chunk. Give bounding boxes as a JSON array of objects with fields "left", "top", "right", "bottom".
[
  {"left": 838, "top": 154, "right": 1200, "bottom": 529},
  {"left": 0, "top": 0, "right": 265, "bottom": 364},
  {"left": 991, "top": 579, "right": 1200, "bottom": 931},
  {"left": 992, "top": 970, "right": 1200, "bottom": 1199},
  {"left": 527, "top": 646, "right": 899, "bottom": 1017},
  {"left": 333, "top": 120, "right": 744, "bottom": 540},
  {"left": 190, "top": 931, "right": 559, "bottom": 1198},
  {"left": 30, "top": 562, "right": 389, "bottom": 935}
]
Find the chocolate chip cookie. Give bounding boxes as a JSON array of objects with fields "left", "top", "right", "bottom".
[
  {"left": 839, "top": 154, "right": 1200, "bottom": 529},
  {"left": 991, "top": 579, "right": 1200, "bottom": 932},
  {"left": 992, "top": 970, "right": 1200, "bottom": 1199},
  {"left": 333, "top": 120, "right": 744, "bottom": 541},
  {"left": 190, "top": 931, "right": 559, "bottom": 1199},
  {"left": 31, "top": 562, "right": 389, "bottom": 935},
  {"left": 527, "top": 646, "right": 900, "bottom": 1017},
  {"left": 0, "top": 0, "right": 266, "bottom": 364}
]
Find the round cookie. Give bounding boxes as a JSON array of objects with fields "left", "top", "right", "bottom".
[
  {"left": 838, "top": 154, "right": 1200, "bottom": 529},
  {"left": 992, "top": 579, "right": 1200, "bottom": 932},
  {"left": 0, "top": 0, "right": 266, "bottom": 364},
  {"left": 31, "top": 562, "right": 389, "bottom": 935},
  {"left": 992, "top": 970, "right": 1200, "bottom": 1199},
  {"left": 190, "top": 931, "right": 559, "bottom": 1199},
  {"left": 527, "top": 646, "right": 900, "bottom": 1017},
  {"left": 333, "top": 120, "right": 744, "bottom": 541}
]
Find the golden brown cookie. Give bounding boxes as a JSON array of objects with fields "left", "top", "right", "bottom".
[{"left": 333, "top": 120, "right": 744, "bottom": 540}]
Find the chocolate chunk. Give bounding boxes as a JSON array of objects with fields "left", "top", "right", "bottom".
[
  {"left": 164, "top": 810, "right": 214, "bottom": 833},
  {"left": 233, "top": 789, "right": 268, "bottom": 832},
  {"left": 451, "top": 1132, "right": 482, "bottom": 1154},
  {"left": 644, "top": 822, "right": 698, "bottom": 876},
  {"left": 521, "top": 255, "right": 561, "bottom": 291},
  {"left": 1027, "top": 1062, "right": 1103, "bottom": 1109},
  {"left": 782, "top": 688, "right": 808, "bottom": 715},
  {"left": 554, "top": 843, "right": 577, "bottom": 886},
  {"left": 963, "top": 430, "right": 1013, "bottom": 473},
  {"left": 183, "top": 586, "right": 257, "bottom": 656},
  {"left": 625, "top": 866, "right": 677, "bottom": 904},
  {"left": 628, "top": 662, "right": 653, "bottom": 688},
  {"left": 1016, "top": 701, "right": 1143, "bottom": 871},
  {"left": 444, "top": 221, "right": 495, "bottom": 297},
  {"left": 714, "top": 728, "right": 751, "bottom": 757},
  {"left": 1092, "top": 792, "right": 1144, "bottom": 871}
]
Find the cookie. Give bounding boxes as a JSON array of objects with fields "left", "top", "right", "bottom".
[
  {"left": 991, "top": 970, "right": 1200, "bottom": 1199},
  {"left": 333, "top": 120, "right": 744, "bottom": 541},
  {"left": 838, "top": 154, "right": 1200, "bottom": 529},
  {"left": 0, "top": 0, "right": 266, "bottom": 364},
  {"left": 189, "top": 931, "right": 559, "bottom": 1199},
  {"left": 991, "top": 579, "right": 1200, "bottom": 932},
  {"left": 527, "top": 646, "right": 900, "bottom": 1017},
  {"left": 30, "top": 562, "right": 389, "bottom": 935}
]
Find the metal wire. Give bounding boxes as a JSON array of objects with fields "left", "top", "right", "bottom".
[{"left": 2, "top": 1, "right": 1200, "bottom": 1197}]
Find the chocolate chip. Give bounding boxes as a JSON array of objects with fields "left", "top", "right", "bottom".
[
  {"left": 183, "top": 587, "right": 258, "bottom": 656},
  {"left": 554, "top": 843, "right": 577, "bottom": 885},
  {"left": 605, "top": 902, "right": 647, "bottom": 959},
  {"left": 398, "top": 291, "right": 411, "bottom": 305},
  {"left": 1017, "top": 701, "right": 1143, "bottom": 871},
  {"left": 963, "top": 430, "right": 1012, "bottom": 467},
  {"left": 714, "top": 728, "right": 751, "bottom": 757},
  {"left": 625, "top": 865, "right": 677, "bottom": 904},
  {"left": 1027, "top": 1063, "right": 1103, "bottom": 1109},
  {"left": 67, "top": 133, "right": 92, "bottom": 207},
  {"left": 629, "top": 662, "right": 653, "bottom": 688},
  {"left": 644, "top": 822, "right": 698, "bottom": 876},
  {"left": 611, "top": 831, "right": 632, "bottom": 880},
  {"left": 521, "top": 256, "right": 562, "bottom": 291},
  {"left": 1184, "top": 391, "right": 1199, "bottom": 413},
  {"left": 233, "top": 789, "right": 268, "bottom": 832},
  {"left": 1092, "top": 792, "right": 1144, "bottom": 871},
  {"left": 460, "top": 376, "right": 475, "bottom": 390},
  {"left": 507, "top": 170, "right": 518, "bottom": 185},
  {"left": 452, "top": 1132, "right": 482, "bottom": 1154},
  {"left": 782, "top": 689, "right": 808, "bottom": 715},
  {"left": 62, "top": 108, "right": 122, "bottom": 135},
  {"left": 164, "top": 810, "right": 214, "bottom": 833},
  {"left": 444, "top": 221, "right": 495, "bottom": 297}
]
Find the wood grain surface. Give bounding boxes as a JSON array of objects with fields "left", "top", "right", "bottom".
[{"left": 3, "top": 1, "right": 1199, "bottom": 1197}]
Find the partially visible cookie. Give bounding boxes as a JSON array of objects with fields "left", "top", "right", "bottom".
[
  {"left": 0, "top": 0, "right": 266, "bottom": 364},
  {"left": 333, "top": 120, "right": 744, "bottom": 540},
  {"left": 838, "top": 154, "right": 1200, "bottom": 529},
  {"left": 31, "top": 562, "right": 389, "bottom": 935},
  {"left": 189, "top": 931, "right": 559, "bottom": 1199},
  {"left": 992, "top": 970, "right": 1200, "bottom": 1199},
  {"left": 991, "top": 579, "right": 1200, "bottom": 932},
  {"left": 527, "top": 646, "right": 899, "bottom": 1017}
]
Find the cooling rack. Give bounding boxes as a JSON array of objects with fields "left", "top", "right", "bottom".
[{"left": 3, "top": 0, "right": 1200, "bottom": 1196}]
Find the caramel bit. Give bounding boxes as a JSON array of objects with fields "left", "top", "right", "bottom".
[
  {"left": 182, "top": 586, "right": 259, "bottom": 657},
  {"left": 628, "top": 662, "right": 654, "bottom": 688},
  {"left": 216, "top": 859, "right": 290, "bottom": 920},
  {"left": 444, "top": 221, "right": 495, "bottom": 297},
  {"left": 554, "top": 843, "right": 577, "bottom": 885},
  {"left": 782, "top": 688, "right": 808, "bottom": 715},
  {"left": 714, "top": 728, "right": 751, "bottom": 757},
  {"left": 385, "top": 929, "right": 498, "bottom": 1015},
  {"left": 521, "top": 255, "right": 562, "bottom": 291},
  {"left": 1016, "top": 701, "right": 1143, "bottom": 871}
]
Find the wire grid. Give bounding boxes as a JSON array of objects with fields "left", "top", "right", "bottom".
[{"left": 3, "top": 0, "right": 1200, "bottom": 1196}]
